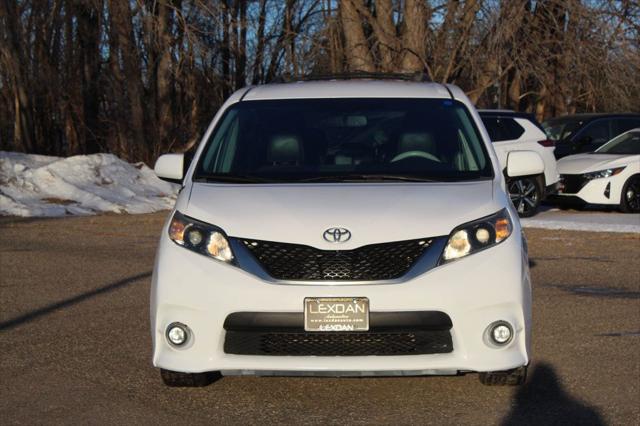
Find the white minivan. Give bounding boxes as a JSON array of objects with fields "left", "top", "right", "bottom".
[{"left": 152, "top": 76, "right": 534, "bottom": 387}]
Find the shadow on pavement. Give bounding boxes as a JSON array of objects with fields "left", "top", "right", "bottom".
[
  {"left": 0, "top": 271, "right": 151, "bottom": 332},
  {"left": 502, "top": 363, "right": 605, "bottom": 425}
]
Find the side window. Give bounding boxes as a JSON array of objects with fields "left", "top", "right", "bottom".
[
  {"left": 502, "top": 118, "right": 525, "bottom": 140},
  {"left": 578, "top": 120, "right": 610, "bottom": 146},
  {"left": 481, "top": 117, "right": 502, "bottom": 142},
  {"left": 480, "top": 117, "right": 524, "bottom": 142},
  {"left": 201, "top": 109, "right": 239, "bottom": 173},
  {"left": 613, "top": 118, "right": 640, "bottom": 135},
  {"left": 454, "top": 109, "right": 486, "bottom": 171}
]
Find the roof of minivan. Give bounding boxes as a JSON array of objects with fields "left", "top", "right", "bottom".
[{"left": 241, "top": 80, "right": 453, "bottom": 101}]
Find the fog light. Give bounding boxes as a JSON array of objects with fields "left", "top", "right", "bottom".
[
  {"left": 489, "top": 321, "right": 513, "bottom": 345},
  {"left": 166, "top": 322, "right": 189, "bottom": 346}
]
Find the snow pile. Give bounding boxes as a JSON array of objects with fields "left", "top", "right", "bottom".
[{"left": 0, "top": 152, "right": 178, "bottom": 217}]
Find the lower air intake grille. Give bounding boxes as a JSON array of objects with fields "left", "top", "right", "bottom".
[
  {"left": 224, "top": 330, "right": 453, "bottom": 356},
  {"left": 238, "top": 237, "right": 434, "bottom": 281},
  {"left": 560, "top": 174, "right": 588, "bottom": 194}
]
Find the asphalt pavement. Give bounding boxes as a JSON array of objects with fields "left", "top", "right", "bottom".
[{"left": 0, "top": 213, "right": 638, "bottom": 425}]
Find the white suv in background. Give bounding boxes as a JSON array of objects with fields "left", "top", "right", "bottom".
[
  {"left": 152, "top": 76, "right": 535, "bottom": 388},
  {"left": 479, "top": 110, "right": 559, "bottom": 217}
]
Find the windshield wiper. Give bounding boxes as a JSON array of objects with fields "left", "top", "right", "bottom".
[
  {"left": 194, "top": 174, "right": 276, "bottom": 184},
  {"left": 299, "top": 174, "right": 440, "bottom": 183}
]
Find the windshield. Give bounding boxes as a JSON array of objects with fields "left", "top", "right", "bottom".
[
  {"left": 542, "top": 117, "right": 583, "bottom": 142},
  {"left": 195, "top": 98, "right": 492, "bottom": 183},
  {"left": 595, "top": 130, "right": 640, "bottom": 155}
]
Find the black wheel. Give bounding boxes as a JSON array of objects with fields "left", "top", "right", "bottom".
[
  {"left": 160, "top": 369, "right": 221, "bottom": 387},
  {"left": 508, "top": 177, "right": 542, "bottom": 217},
  {"left": 620, "top": 174, "right": 640, "bottom": 213},
  {"left": 479, "top": 365, "right": 527, "bottom": 386}
]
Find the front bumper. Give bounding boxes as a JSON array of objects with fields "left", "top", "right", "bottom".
[
  {"left": 554, "top": 174, "right": 622, "bottom": 205},
  {"left": 151, "top": 229, "right": 531, "bottom": 376}
]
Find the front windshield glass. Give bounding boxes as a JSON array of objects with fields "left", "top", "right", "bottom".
[
  {"left": 595, "top": 130, "right": 640, "bottom": 155},
  {"left": 195, "top": 98, "right": 492, "bottom": 183},
  {"left": 543, "top": 118, "right": 582, "bottom": 142}
]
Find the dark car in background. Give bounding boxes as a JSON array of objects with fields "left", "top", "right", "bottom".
[{"left": 543, "top": 113, "right": 640, "bottom": 159}]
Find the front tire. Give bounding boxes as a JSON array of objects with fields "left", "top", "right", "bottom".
[
  {"left": 508, "top": 177, "right": 542, "bottom": 218},
  {"left": 479, "top": 365, "right": 528, "bottom": 386},
  {"left": 620, "top": 174, "right": 640, "bottom": 213},
  {"left": 160, "top": 369, "right": 221, "bottom": 387}
]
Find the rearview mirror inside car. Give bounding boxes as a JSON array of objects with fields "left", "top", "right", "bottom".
[
  {"left": 506, "top": 151, "right": 544, "bottom": 177},
  {"left": 154, "top": 153, "right": 185, "bottom": 184}
]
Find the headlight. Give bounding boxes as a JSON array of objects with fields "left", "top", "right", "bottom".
[
  {"left": 168, "top": 211, "right": 235, "bottom": 263},
  {"left": 582, "top": 167, "right": 625, "bottom": 180},
  {"left": 440, "top": 209, "right": 512, "bottom": 263}
]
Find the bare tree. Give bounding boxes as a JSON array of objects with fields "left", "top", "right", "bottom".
[
  {"left": 341, "top": 0, "right": 375, "bottom": 72},
  {"left": 0, "top": 0, "right": 637, "bottom": 162}
]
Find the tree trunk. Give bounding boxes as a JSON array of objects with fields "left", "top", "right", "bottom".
[
  {"left": 265, "top": 0, "right": 297, "bottom": 81},
  {"left": 156, "top": 1, "right": 174, "bottom": 153},
  {"left": 109, "top": 0, "right": 147, "bottom": 161},
  {"left": 508, "top": 70, "right": 522, "bottom": 110},
  {"left": 374, "top": 0, "right": 397, "bottom": 71},
  {"left": 235, "top": 0, "right": 247, "bottom": 86},
  {"left": 401, "top": 0, "right": 427, "bottom": 72},
  {"left": 536, "top": 86, "right": 547, "bottom": 122},
  {"left": 252, "top": 0, "right": 267, "bottom": 84},
  {"left": 468, "top": 56, "right": 499, "bottom": 104},
  {"left": 467, "top": 1, "right": 522, "bottom": 104},
  {"left": 340, "top": 0, "right": 374, "bottom": 72},
  {"left": 284, "top": 0, "right": 296, "bottom": 75},
  {"left": 221, "top": 3, "right": 231, "bottom": 97},
  {"left": 74, "top": 0, "right": 102, "bottom": 154},
  {"left": 0, "top": 0, "right": 35, "bottom": 152}
]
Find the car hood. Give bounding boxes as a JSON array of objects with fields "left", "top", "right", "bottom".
[
  {"left": 184, "top": 181, "right": 500, "bottom": 249},
  {"left": 557, "top": 153, "right": 636, "bottom": 174}
]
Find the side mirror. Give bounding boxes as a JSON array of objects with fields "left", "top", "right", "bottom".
[
  {"left": 506, "top": 151, "right": 544, "bottom": 177},
  {"left": 154, "top": 153, "right": 184, "bottom": 184}
]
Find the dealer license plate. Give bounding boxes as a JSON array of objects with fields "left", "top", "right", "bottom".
[{"left": 304, "top": 297, "right": 369, "bottom": 332}]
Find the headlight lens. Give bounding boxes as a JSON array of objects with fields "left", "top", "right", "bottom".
[
  {"left": 440, "top": 209, "right": 512, "bottom": 263},
  {"left": 582, "top": 167, "right": 625, "bottom": 180},
  {"left": 168, "top": 211, "right": 234, "bottom": 263}
]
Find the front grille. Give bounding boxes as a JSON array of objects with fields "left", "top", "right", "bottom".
[
  {"left": 560, "top": 174, "right": 588, "bottom": 194},
  {"left": 238, "top": 237, "right": 434, "bottom": 281},
  {"left": 224, "top": 330, "right": 453, "bottom": 356},
  {"left": 223, "top": 312, "right": 454, "bottom": 356}
]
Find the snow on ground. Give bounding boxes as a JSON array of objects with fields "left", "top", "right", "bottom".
[
  {"left": 0, "top": 151, "right": 179, "bottom": 217},
  {"left": 521, "top": 208, "right": 640, "bottom": 233}
]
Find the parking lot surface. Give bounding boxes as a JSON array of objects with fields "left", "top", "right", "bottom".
[{"left": 1, "top": 213, "right": 638, "bottom": 425}]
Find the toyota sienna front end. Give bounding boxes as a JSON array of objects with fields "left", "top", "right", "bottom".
[{"left": 151, "top": 78, "right": 533, "bottom": 387}]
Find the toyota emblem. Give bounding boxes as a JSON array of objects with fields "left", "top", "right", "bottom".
[{"left": 323, "top": 227, "right": 351, "bottom": 243}]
